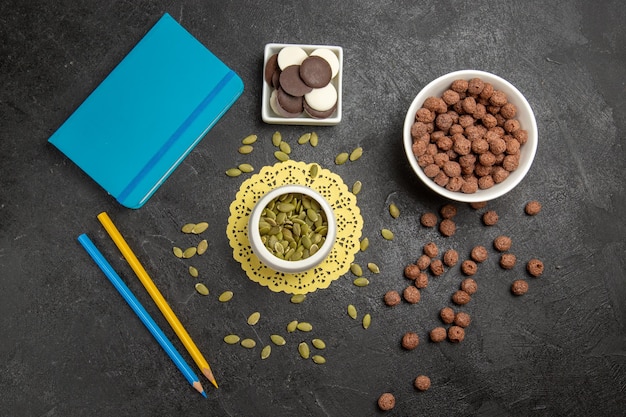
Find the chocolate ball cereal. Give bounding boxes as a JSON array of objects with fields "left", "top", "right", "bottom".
[
  {"left": 525, "top": 200, "right": 542, "bottom": 215},
  {"left": 414, "top": 272, "right": 429, "bottom": 289},
  {"left": 430, "top": 259, "right": 445, "bottom": 276},
  {"left": 384, "top": 290, "right": 402, "bottom": 307},
  {"left": 402, "top": 332, "right": 420, "bottom": 350},
  {"left": 420, "top": 212, "right": 438, "bottom": 228},
  {"left": 448, "top": 325, "right": 466, "bottom": 343},
  {"left": 416, "top": 254, "right": 431, "bottom": 271},
  {"left": 443, "top": 249, "right": 459, "bottom": 266},
  {"left": 461, "top": 260, "right": 478, "bottom": 276},
  {"left": 493, "top": 235, "right": 512, "bottom": 252},
  {"left": 500, "top": 253, "right": 517, "bottom": 270},
  {"left": 454, "top": 311, "right": 471, "bottom": 328},
  {"left": 469, "top": 201, "right": 487, "bottom": 210},
  {"left": 403, "top": 286, "right": 421, "bottom": 304},
  {"left": 439, "top": 219, "right": 456, "bottom": 237},
  {"left": 423, "top": 242, "right": 439, "bottom": 258},
  {"left": 511, "top": 279, "right": 529, "bottom": 295},
  {"left": 452, "top": 290, "right": 471, "bottom": 305},
  {"left": 527, "top": 258, "right": 544, "bottom": 277},
  {"left": 470, "top": 245, "right": 489, "bottom": 263},
  {"left": 429, "top": 327, "right": 447, "bottom": 342},
  {"left": 461, "top": 278, "right": 478, "bottom": 295},
  {"left": 414, "top": 375, "right": 431, "bottom": 391},
  {"left": 482, "top": 210, "right": 499, "bottom": 226},
  {"left": 404, "top": 264, "right": 421, "bottom": 280},
  {"left": 440, "top": 307, "right": 455, "bottom": 324},
  {"left": 377, "top": 393, "right": 395, "bottom": 411},
  {"left": 440, "top": 204, "right": 457, "bottom": 219}
]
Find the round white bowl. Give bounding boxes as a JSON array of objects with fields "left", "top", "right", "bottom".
[
  {"left": 403, "top": 70, "right": 538, "bottom": 202},
  {"left": 248, "top": 185, "right": 337, "bottom": 274}
]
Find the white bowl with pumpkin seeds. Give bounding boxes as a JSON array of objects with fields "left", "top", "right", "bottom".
[{"left": 248, "top": 185, "right": 337, "bottom": 273}]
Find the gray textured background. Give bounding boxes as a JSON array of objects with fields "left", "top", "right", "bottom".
[{"left": 1, "top": 1, "right": 625, "bottom": 416}]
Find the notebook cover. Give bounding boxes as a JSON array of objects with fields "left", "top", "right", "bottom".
[{"left": 49, "top": 13, "right": 244, "bottom": 209}]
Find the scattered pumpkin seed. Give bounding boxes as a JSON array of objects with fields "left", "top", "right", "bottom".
[
  {"left": 349, "top": 146, "right": 363, "bottom": 162},
  {"left": 192, "top": 222, "right": 209, "bottom": 234},
  {"left": 218, "top": 291, "right": 233, "bottom": 302},
  {"left": 173, "top": 247, "right": 183, "bottom": 258},
  {"left": 350, "top": 263, "right": 363, "bottom": 277},
  {"left": 347, "top": 304, "right": 357, "bottom": 319},
  {"left": 274, "top": 151, "right": 289, "bottom": 162},
  {"left": 363, "top": 313, "right": 372, "bottom": 329},
  {"left": 241, "top": 134, "right": 257, "bottom": 145},
  {"left": 287, "top": 320, "right": 298, "bottom": 332},
  {"left": 290, "top": 294, "right": 306, "bottom": 304},
  {"left": 226, "top": 167, "right": 242, "bottom": 177},
  {"left": 298, "top": 342, "right": 310, "bottom": 359},
  {"left": 182, "top": 247, "right": 197, "bottom": 258},
  {"left": 381, "top": 228, "right": 394, "bottom": 240},
  {"left": 261, "top": 345, "right": 272, "bottom": 359},
  {"left": 197, "top": 239, "right": 208, "bottom": 255},
  {"left": 272, "top": 131, "right": 282, "bottom": 147},
  {"left": 279, "top": 141, "right": 291, "bottom": 154},
  {"left": 309, "top": 164, "right": 319, "bottom": 179},
  {"left": 238, "top": 145, "right": 254, "bottom": 154},
  {"left": 224, "top": 334, "right": 240, "bottom": 345},
  {"left": 311, "top": 339, "right": 326, "bottom": 349},
  {"left": 238, "top": 163, "right": 254, "bottom": 173},
  {"left": 296, "top": 322, "right": 313, "bottom": 332},
  {"left": 181, "top": 223, "right": 196, "bottom": 233},
  {"left": 188, "top": 266, "right": 199, "bottom": 278},
  {"left": 389, "top": 203, "right": 400, "bottom": 219},
  {"left": 335, "top": 152, "right": 349, "bottom": 165},
  {"left": 310, "top": 132, "right": 319, "bottom": 147},
  {"left": 312, "top": 355, "right": 326, "bottom": 364},
  {"left": 247, "top": 311, "right": 261, "bottom": 326},
  {"left": 359, "top": 238, "right": 369, "bottom": 252},
  {"left": 353, "top": 277, "right": 370, "bottom": 287},
  {"left": 367, "top": 262, "right": 381, "bottom": 274},
  {"left": 241, "top": 338, "right": 256, "bottom": 349},
  {"left": 195, "top": 283, "right": 209, "bottom": 296},
  {"left": 298, "top": 133, "right": 311, "bottom": 144},
  {"left": 270, "top": 334, "right": 286, "bottom": 346},
  {"left": 352, "top": 180, "right": 362, "bottom": 195}
]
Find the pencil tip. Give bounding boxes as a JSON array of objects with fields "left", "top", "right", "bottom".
[
  {"left": 202, "top": 367, "right": 219, "bottom": 388},
  {"left": 193, "top": 381, "right": 206, "bottom": 397}
]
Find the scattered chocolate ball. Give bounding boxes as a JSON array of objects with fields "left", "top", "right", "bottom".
[
  {"left": 430, "top": 327, "right": 447, "bottom": 342},
  {"left": 430, "top": 259, "right": 445, "bottom": 276},
  {"left": 443, "top": 249, "right": 459, "bottom": 266},
  {"left": 454, "top": 311, "right": 471, "bottom": 328},
  {"left": 414, "top": 375, "right": 431, "bottom": 391},
  {"left": 414, "top": 272, "right": 429, "bottom": 289},
  {"left": 482, "top": 210, "right": 499, "bottom": 226},
  {"left": 440, "top": 204, "right": 457, "bottom": 219},
  {"left": 439, "top": 219, "right": 456, "bottom": 237},
  {"left": 460, "top": 278, "right": 478, "bottom": 295},
  {"left": 461, "top": 259, "right": 478, "bottom": 275},
  {"left": 440, "top": 307, "right": 455, "bottom": 324},
  {"left": 416, "top": 254, "right": 431, "bottom": 271},
  {"left": 452, "top": 290, "right": 471, "bottom": 305},
  {"left": 511, "top": 279, "right": 529, "bottom": 295},
  {"left": 420, "top": 212, "right": 438, "bottom": 227},
  {"left": 448, "top": 325, "right": 465, "bottom": 343},
  {"left": 384, "top": 290, "right": 402, "bottom": 306},
  {"left": 525, "top": 200, "right": 542, "bottom": 215},
  {"left": 527, "top": 258, "right": 544, "bottom": 277},
  {"left": 423, "top": 242, "right": 439, "bottom": 258},
  {"left": 377, "top": 393, "right": 395, "bottom": 411},
  {"left": 493, "top": 235, "right": 512, "bottom": 252},
  {"left": 402, "top": 332, "right": 420, "bottom": 350},
  {"left": 404, "top": 264, "right": 421, "bottom": 280},
  {"left": 470, "top": 245, "right": 489, "bottom": 263},
  {"left": 403, "top": 286, "right": 421, "bottom": 304},
  {"left": 500, "top": 253, "right": 517, "bottom": 269}
]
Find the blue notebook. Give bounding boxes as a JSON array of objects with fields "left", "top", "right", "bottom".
[{"left": 49, "top": 13, "right": 244, "bottom": 208}]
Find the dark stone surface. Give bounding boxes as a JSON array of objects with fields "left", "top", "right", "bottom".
[{"left": 1, "top": 1, "right": 625, "bottom": 416}]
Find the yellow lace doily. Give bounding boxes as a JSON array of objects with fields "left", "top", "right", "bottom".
[{"left": 227, "top": 160, "right": 363, "bottom": 294}]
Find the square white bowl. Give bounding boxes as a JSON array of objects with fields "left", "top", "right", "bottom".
[{"left": 262, "top": 43, "right": 343, "bottom": 126}]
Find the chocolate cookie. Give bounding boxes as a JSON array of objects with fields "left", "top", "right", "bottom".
[
  {"left": 299, "top": 56, "right": 332, "bottom": 88},
  {"left": 303, "top": 100, "right": 336, "bottom": 119},
  {"left": 276, "top": 87, "right": 304, "bottom": 114},
  {"left": 279, "top": 65, "right": 312, "bottom": 97},
  {"left": 264, "top": 53, "right": 279, "bottom": 85},
  {"left": 269, "top": 90, "right": 301, "bottom": 118}
]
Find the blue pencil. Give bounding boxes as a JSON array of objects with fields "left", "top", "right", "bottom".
[{"left": 77, "top": 234, "right": 207, "bottom": 398}]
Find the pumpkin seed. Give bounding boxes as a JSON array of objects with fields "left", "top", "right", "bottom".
[
  {"left": 310, "top": 132, "right": 319, "bottom": 147},
  {"left": 238, "top": 163, "right": 254, "bottom": 173},
  {"left": 173, "top": 247, "right": 183, "bottom": 258},
  {"left": 309, "top": 164, "right": 319, "bottom": 179},
  {"left": 367, "top": 262, "right": 380, "bottom": 274},
  {"left": 287, "top": 320, "right": 298, "bottom": 333},
  {"left": 226, "top": 167, "right": 242, "bottom": 177},
  {"left": 350, "top": 263, "right": 363, "bottom": 277},
  {"left": 261, "top": 345, "right": 272, "bottom": 359},
  {"left": 241, "top": 338, "right": 256, "bottom": 349},
  {"left": 296, "top": 322, "right": 313, "bottom": 332},
  {"left": 272, "top": 131, "right": 282, "bottom": 147},
  {"left": 218, "top": 291, "right": 233, "bottom": 302},
  {"left": 188, "top": 266, "right": 199, "bottom": 278},
  {"left": 311, "top": 339, "right": 326, "bottom": 349},
  {"left": 247, "top": 311, "right": 261, "bottom": 326},
  {"left": 197, "top": 239, "right": 208, "bottom": 255},
  {"left": 181, "top": 223, "right": 196, "bottom": 233},
  {"left": 290, "top": 294, "right": 306, "bottom": 304},
  {"left": 182, "top": 247, "right": 197, "bottom": 258},
  {"left": 349, "top": 146, "right": 363, "bottom": 162},
  {"left": 298, "top": 133, "right": 311, "bottom": 144},
  {"left": 270, "top": 334, "right": 286, "bottom": 346},
  {"left": 352, "top": 181, "right": 362, "bottom": 195},
  {"left": 359, "top": 238, "right": 369, "bottom": 252},
  {"left": 238, "top": 145, "right": 254, "bottom": 154},
  {"left": 353, "top": 277, "right": 370, "bottom": 287},
  {"left": 242, "top": 134, "right": 257, "bottom": 145},
  {"left": 279, "top": 141, "right": 291, "bottom": 154},
  {"left": 223, "top": 334, "right": 240, "bottom": 345},
  {"left": 312, "top": 355, "right": 326, "bottom": 364},
  {"left": 335, "top": 152, "right": 349, "bottom": 165},
  {"left": 195, "top": 283, "right": 209, "bottom": 296},
  {"left": 381, "top": 228, "right": 394, "bottom": 240},
  {"left": 347, "top": 304, "right": 357, "bottom": 319},
  {"left": 274, "top": 151, "right": 289, "bottom": 162},
  {"left": 389, "top": 203, "right": 400, "bottom": 219},
  {"left": 192, "top": 222, "right": 209, "bottom": 234},
  {"left": 362, "top": 313, "right": 371, "bottom": 329},
  {"left": 298, "top": 342, "right": 310, "bottom": 359}
]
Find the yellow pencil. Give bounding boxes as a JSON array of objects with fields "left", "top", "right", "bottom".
[{"left": 97, "top": 211, "right": 218, "bottom": 389}]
